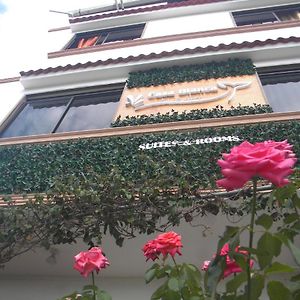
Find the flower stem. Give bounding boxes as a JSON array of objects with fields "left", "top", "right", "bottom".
[
  {"left": 171, "top": 256, "right": 182, "bottom": 298},
  {"left": 91, "top": 271, "right": 96, "bottom": 300},
  {"left": 171, "top": 255, "right": 179, "bottom": 273},
  {"left": 247, "top": 178, "right": 257, "bottom": 300}
]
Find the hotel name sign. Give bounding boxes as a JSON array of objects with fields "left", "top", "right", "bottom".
[
  {"left": 115, "top": 75, "right": 267, "bottom": 119},
  {"left": 127, "top": 81, "right": 251, "bottom": 111}
]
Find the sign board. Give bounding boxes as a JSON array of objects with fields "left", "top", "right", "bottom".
[{"left": 114, "top": 75, "right": 267, "bottom": 119}]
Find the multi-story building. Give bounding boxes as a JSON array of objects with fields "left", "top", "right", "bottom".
[{"left": 0, "top": 0, "right": 299, "bottom": 299}]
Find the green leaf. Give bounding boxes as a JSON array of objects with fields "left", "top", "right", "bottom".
[
  {"left": 267, "top": 281, "right": 293, "bottom": 300},
  {"left": 265, "top": 262, "right": 295, "bottom": 275},
  {"left": 284, "top": 213, "right": 298, "bottom": 224},
  {"left": 226, "top": 272, "right": 247, "bottom": 293},
  {"left": 145, "top": 267, "right": 157, "bottom": 283},
  {"left": 291, "top": 273, "right": 300, "bottom": 282},
  {"left": 255, "top": 213, "right": 273, "bottom": 229},
  {"left": 58, "top": 292, "right": 81, "bottom": 300},
  {"left": 156, "top": 265, "right": 172, "bottom": 279},
  {"left": 97, "top": 290, "right": 112, "bottom": 300},
  {"left": 161, "top": 290, "right": 181, "bottom": 300},
  {"left": 168, "top": 277, "right": 180, "bottom": 292},
  {"left": 151, "top": 283, "right": 168, "bottom": 300},
  {"left": 217, "top": 226, "right": 240, "bottom": 252},
  {"left": 288, "top": 240, "right": 300, "bottom": 266},
  {"left": 257, "top": 232, "right": 282, "bottom": 269}
]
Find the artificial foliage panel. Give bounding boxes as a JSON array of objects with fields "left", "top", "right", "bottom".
[
  {"left": 126, "top": 58, "right": 255, "bottom": 89},
  {"left": 112, "top": 104, "right": 272, "bottom": 127},
  {"left": 0, "top": 121, "right": 299, "bottom": 194}
]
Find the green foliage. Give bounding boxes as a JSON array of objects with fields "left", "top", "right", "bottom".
[
  {"left": 267, "top": 281, "right": 293, "bottom": 300},
  {"left": 0, "top": 120, "right": 298, "bottom": 195},
  {"left": 59, "top": 285, "right": 111, "bottom": 300},
  {"left": 147, "top": 262, "right": 204, "bottom": 300},
  {"left": 205, "top": 175, "right": 300, "bottom": 299},
  {"left": 127, "top": 58, "right": 255, "bottom": 88},
  {"left": 0, "top": 166, "right": 226, "bottom": 264},
  {"left": 112, "top": 104, "right": 272, "bottom": 127}
]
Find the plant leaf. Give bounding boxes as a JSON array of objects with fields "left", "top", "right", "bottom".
[
  {"left": 255, "top": 213, "right": 273, "bottom": 229},
  {"left": 267, "top": 281, "right": 293, "bottom": 300}
]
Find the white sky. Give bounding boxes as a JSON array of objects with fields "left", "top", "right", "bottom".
[{"left": 0, "top": 0, "right": 138, "bottom": 78}]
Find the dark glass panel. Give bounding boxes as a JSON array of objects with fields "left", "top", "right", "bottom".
[
  {"left": 233, "top": 11, "right": 278, "bottom": 26},
  {"left": 55, "top": 90, "right": 122, "bottom": 132},
  {"left": 276, "top": 9, "right": 300, "bottom": 21},
  {"left": 1, "top": 98, "right": 68, "bottom": 138},
  {"left": 262, "top": 81, "right": 300, "bottom": 112},
  {"left": 260, "top": 67, "right": 300, "bottom": 112},
  {"left": 103, "top": 25, "right": 144, "bottom": 44}
]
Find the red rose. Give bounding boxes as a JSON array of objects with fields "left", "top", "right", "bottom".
[
  {"left": 202, "top": 243, "right": 254, "bottom": 278},
  {"left": 142, "top": 231, "right": 183, "bottom": 260},
  {"left": 73, "top": 247, "right": 109, "bottom": 277},
  {"left": 217, "top": 140, "right": 297, "bottom": 191},
  {"left": 155, "top": 231, "right": 183, "bottom": 257},
  {"left": 142, "top": 239, "right": 160, "bottom": 261}
]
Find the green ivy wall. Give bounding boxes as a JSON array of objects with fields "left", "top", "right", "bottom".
[{"left": 0, "top": 121, "right": 299, "bottom": 194}]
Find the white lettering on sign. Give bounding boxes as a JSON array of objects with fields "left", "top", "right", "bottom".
[
  {"left": 138, "top": 136, "right": 240, "bottom": 150},
  {"left": 148, "top": 91, "right": 176, "bottom": 99},
  {"left": 178, "top": 86, "right": 218, "bottom": 96},
  {"left": 126, "top": 81, "right": 252, "bottom": 111}
]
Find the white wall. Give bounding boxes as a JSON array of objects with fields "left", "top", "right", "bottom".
[
  {"left": 0, "top": 276, "right": 157, "bottom": 300},
  {"left": 0, "top": 214, "right": 297, "bottom": 300},
  {"left": 143, "top": 12, "right": 234, "bottom": 38}
]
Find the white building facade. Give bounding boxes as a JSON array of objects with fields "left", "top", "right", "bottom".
[{"left": 0, "top": 0, "right": 300, "bottom": 299}]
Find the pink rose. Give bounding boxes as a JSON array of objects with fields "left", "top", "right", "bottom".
[
  {"left": 217, "top": 140, "right": 297, "bottom": 190},
  {"left": 73, "top": 247, "right": 109, "bottom": 277},
  {"left": 202, "top": 243, "right": 254, "bottom": 278},
  {"left": 201, "top": 260, "right": 211, "bottom": 271},
  {"left": 142, "top": 231, "right": 183, "bottom": 260}
]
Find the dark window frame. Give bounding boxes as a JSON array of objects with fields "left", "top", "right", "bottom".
[
  {"left": 232, "top": 4, "right": 300, "bottom": 26},
  {"left": 0, "top": 83, "right": 125, "bottom": 138},
  {"left": 66, "top": 23, "right": 145, "bottom": 50}
]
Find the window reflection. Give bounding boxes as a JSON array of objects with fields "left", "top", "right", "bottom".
[
  {"left": 56, "top": 91, "right": 121, "bottom": 132},
  {"left": 0, "top": 85, "right": 124, "bottom": 138},
  {"left": 1, "top": 98, "right": 68, "bottom": 138},
  {"left": 259, "top": 67, "right": 300, "bottom": 113}
]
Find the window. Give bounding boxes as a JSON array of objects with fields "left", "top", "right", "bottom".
[
  {"left": 67, "top": 24, "right": 145, "bottom": 49},
  {"left": 232, "top": 4, "right": 300, "bottom": 26},
  {"left": 258, "top": 65, "right": 300, "bottom": 113},
  {"left": 0, "top": 84, "right": 124, "bottom": 138}
]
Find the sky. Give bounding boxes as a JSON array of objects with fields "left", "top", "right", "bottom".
[
  {"left": 0, "top": 1, "right": 139, "bottom": 122},
  {"left": 0, "top": 0, "right": 137, "bottom": 78}
]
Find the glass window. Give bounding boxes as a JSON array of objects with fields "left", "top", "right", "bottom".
[
  {"left": 56, "top": 90, "right": 121, "bottom": 132},
  {"left": 232, "top": 4, "right": 300, "bottom": 26},
  {"left": 233, "top": 12, "right": 278, "bottom": 26},
  {"left": 0, "top": 84, "right": 124, "bottom": 138},
  {"left": 67, "top": 24, "right": 145, "bottom": 49},
  {"left": 1, "top": 97, "right": 68, "bottom": 138},
  {"left": 276, "top": 8, "right": 300, "bottom": 22},
  {"left": 258, "top": 66, "right": 300, "bottom": 113}
]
